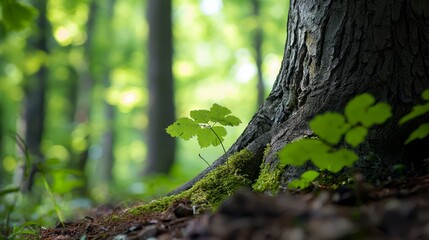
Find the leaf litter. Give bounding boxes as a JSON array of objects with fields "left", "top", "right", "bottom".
[{"left": 39, "top": 174, "right": 429, "bottom": 240}]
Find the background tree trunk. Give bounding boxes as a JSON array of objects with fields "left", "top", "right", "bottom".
[
  {"left": 252, "top": 0, "right": 266, "bottom": 108},
  {"left": 68, "top": 0, "right": 98, "bottom": 196},
  {"left": 0, "top": 104, "right": 4, "bottom": 186},
  {"left": 21, "top": 0, "right": 48, "bottom": 192},
  {"left": 100, "top": 74, "right": 116, "bottom": 185},
  {"left": 99, "top": 0, "right": 117, "bottom": 186},
  {"left": 171, "top": 0, "right": 429, "bottom": 194},
  {"left": 144, "top": 0, "right": 176, "bottom": 175}
]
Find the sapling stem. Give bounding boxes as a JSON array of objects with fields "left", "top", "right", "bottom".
[
  {"left": 208, "top": 125, "right": 227, "bottom": 154},
  {"left": 199, "top": 154, "right": 210, "bottom": 166},
  {"left": 208, "top": 126, "right": 228, "bottom": 166}
]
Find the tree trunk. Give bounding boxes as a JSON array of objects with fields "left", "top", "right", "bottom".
[
  {"left": 100, "top": 71, "right": 116, "bottom": 184},
  {"left": 252, "top": 0, "right": 266, "bottom": 108},
  {"left": 21, "top": 0, "right": 48, "bottom": 192},
  {"left": 98, "top": 0, "right": 117, "bottom": 185},
  {"left": 68, "top": 0, "right": 98, "bottom": 196},
  {"left": 0, "top": 104, "right": 4, "bottom": 186},
  {"left": 171, "top": 0, "right": 429, "bottom": 194},
  {"left": 144, "top": 0, "right": 176, "bottom": 175}
]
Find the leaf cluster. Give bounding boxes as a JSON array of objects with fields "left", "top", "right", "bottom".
[
  {"left": 0, "top": 0, "right": 37, "bottom": 33},
  {"left": 399, "top": 89, "right": 429, "bottom": 144},
  {"left": 166, "top": 104, "right": 241, "bottom": 149},
  {"left": 279, "top": 94, "right": 392, "bottom": 189}
]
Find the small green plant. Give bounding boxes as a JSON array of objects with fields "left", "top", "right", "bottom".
[
  {"left": 7, "top": 221, "right": 39, "bottom": 240},
  {"left": 399, "top": 89, "right": 429, "bottom": 144},
  {"left": 166, "top": 103, "right": 241, "bottom": 160},
  {"left": 0, "top": 133, "right": 74, "bottom": 239},
  {"left": 278, "top": 93, "right": 392, "bottom": 189}
]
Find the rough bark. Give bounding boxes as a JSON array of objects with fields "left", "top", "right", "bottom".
[
  {"left": 170, "top": 0, "right": 429, "bottom": 195},
  {"left": 144, "top": 0, "right": 176, "bottom": 175},
  {"left": 266, "top": 0, "right": 429, "bottom": 183}
]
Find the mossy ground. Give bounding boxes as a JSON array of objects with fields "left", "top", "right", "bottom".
[{"left": 126, "top": 149, "right": 258, "bottom": 216}]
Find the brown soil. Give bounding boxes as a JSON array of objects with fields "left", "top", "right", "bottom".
[{"left": 40, "top": 175, "right": 429, "bottom": 240}]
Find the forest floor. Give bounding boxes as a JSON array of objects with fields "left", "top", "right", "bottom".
[{"left": 40, "top": 174, "right": 429, "bottom": 240}]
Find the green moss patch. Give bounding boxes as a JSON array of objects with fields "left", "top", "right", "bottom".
[
  {"left": 252, "top": 163, "right": 282, "bottom": 194},
  {"left": 127, "top": 149, "right": 258, "bottom": 216}
]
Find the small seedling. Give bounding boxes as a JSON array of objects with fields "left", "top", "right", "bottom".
[
  {"left": 166, "top": 103, "right": 241, "bottom": 164},
  {"left": 279, "top": 93, "right": 392, "bottom": 189}
]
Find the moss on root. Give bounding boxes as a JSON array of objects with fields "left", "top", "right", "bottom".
[
  {"left": 127, "top": 149, "right": 257, "bottom": 216},
  {"left": 251, "top": 144, "right": 281, "bottom": 194},
  {"left": 252, "top": 163, "right": 282, "bottom": 194}
]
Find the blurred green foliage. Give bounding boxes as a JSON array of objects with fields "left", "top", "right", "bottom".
[
  {"left": 0, "top": 0, "right": 290, "bottom": 233},
  {"left": 0, "top": 0, "right": 38, "bottom": 35}
]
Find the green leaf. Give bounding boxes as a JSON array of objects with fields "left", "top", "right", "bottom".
[
  {"left": 301, "top": 170, "right": 320, "bottom": 182},
  {"left": 345, "top": 94, "right": 392, "bottom": 127},
  {"left": 2, "top": 1, "right": 37, "bottom": 31},
  {"left": 422, "top": 89, "right": 429, "bottom": 101},
  {"left": 405, "top": 123, "right": 429, "bottom": 144},
  {"left": 309, "top": 112, "right": 350, "bottom": 145},
  {"left": 166, "top": 118, "right": 199, "bottom": 140},
  {"left": 288, "top": 179, "right": 311, "bottom": 189},
  {"left": 190, "top": 110, "right": 210, "bottom": 123},
  {"left": 209, "top": 103, "right": 231, "bottom": 122},
  {"left": 288, "top": 170, "right": 319, "bottom": 189},
  {"left": 345, "top": 93, "right": 375, "bottom": 125},
  {"left": 345, "top": 126, "right": 368, "bottom": 147},
  {"left": 219, "top": 115, "right": 242, "bottom": 126},
  {"left": 197, "top": 128, "right": 213, "bottom": 147},
  {"left": 399, "top": 103, "right": 429, "bottom": 125},
  {"left": 197, "top": 126, "right": 227, "bottom": 148},
  {"left": 312, "top": 149, "right": 358, "bottom": 173},
  {"left": 362, "top": 103, "right": 392, "bottom": 127},
  {"left": 278, "top": 139, "right": 330, "bottom": 167}
]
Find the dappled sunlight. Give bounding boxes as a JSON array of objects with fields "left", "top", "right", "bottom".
[
  {"left": 105, "top": 68, "right": 148, "bottom": 112},
  {"left": 23, "top": 50, "right": 47, "bottom": 74},
  {"left": 263, "top": 53, "right": 282, "bottom": 86},
  {"left": 129, "top": 140, "right": 146, "bottom": 163},
  {"left": 193, "top": 81, "right": 241, "bottom": 103},
  {"left": 106, "top": 87, "right": 146, "bottom": 113},
  {"left": 3, "top": 64, "right": 23, "bottom": 84},
  {"left": 2, "top": 156, "right": 17, "bottom": 173},
  {"left": 45, "top": 145, "right": 70, "bottom": 162},
  {"left": 200, "top": 0, "right": 223, "bottom": 16},
  {"left": 174, "top": 60, "right": 195, "bottom": 79},
  {"left": 71, "top": 123, "right": 90, "bottom": 153},
  {"left": 49, "top": 0, "right": 88, "bottom": 46},
  {"left": 232, "top": 48, "right": 257, "bottom": 83}
]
